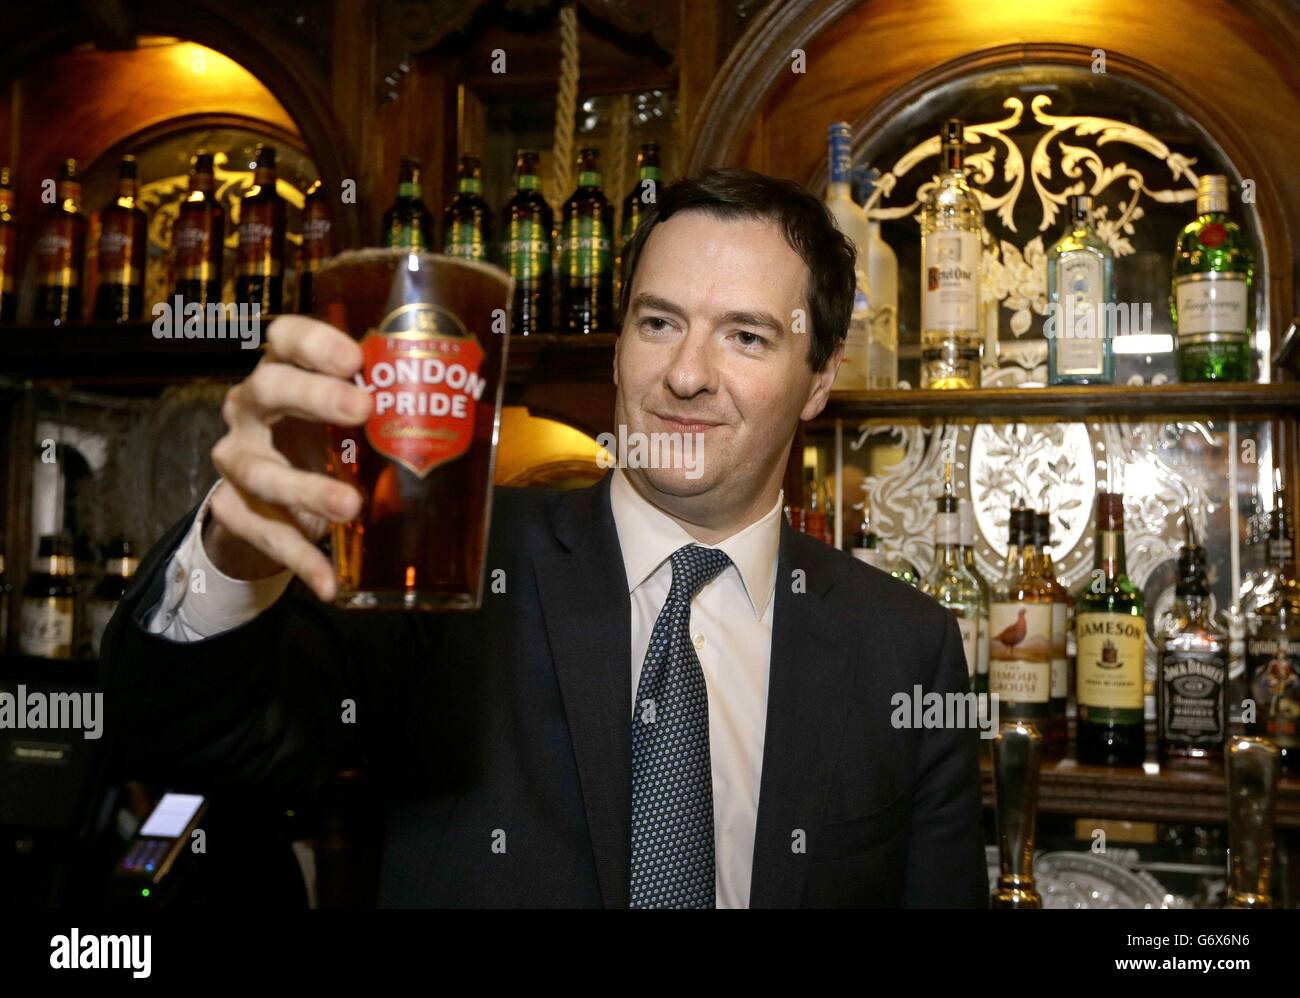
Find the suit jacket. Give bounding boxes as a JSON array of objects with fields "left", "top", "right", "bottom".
[{"left": 100, "top": 472, "right": 989, "bottom": 907}]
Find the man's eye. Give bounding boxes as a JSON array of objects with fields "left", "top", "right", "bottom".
[
  {"left": 640, "top": 316, "right": 673, "bottom": 333},
  {"left": 735, "top": 330, "right": 767, "bottom": 348}
]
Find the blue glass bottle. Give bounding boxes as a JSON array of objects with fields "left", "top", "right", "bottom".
[{"left": 1047, "top": 194, "right": 1114, "bottom": 385}]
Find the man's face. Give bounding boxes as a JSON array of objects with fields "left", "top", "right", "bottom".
[{"left": 613, "top": 210, "right": 840, "bottom": 522}]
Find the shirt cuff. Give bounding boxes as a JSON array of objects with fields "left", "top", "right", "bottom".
[{"left": 146, "top": 479, "right": 294, "bottom": 641}]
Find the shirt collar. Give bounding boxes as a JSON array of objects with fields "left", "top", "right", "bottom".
[{"left": 609, "top": 467, "right": 782, "bottom": 619}]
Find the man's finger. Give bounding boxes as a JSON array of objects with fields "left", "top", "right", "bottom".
[{"left": 265, "top": 314, "right": 363, "bottom": 377}]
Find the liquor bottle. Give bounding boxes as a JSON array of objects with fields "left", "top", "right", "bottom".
[
  {"left": 18, "top": 534, "right": 77, "bottom": 659},
  {"left": 383, "top": 156, "right": 434, "bottom": 250},
  {"left": 959, "top": 497, "right": 990, "bottom": 695},
  {"left": 620, "top": 142, "right": 661, "bottom": 250},
  {"left": 444, "top": 155, "right": 493, "bottom": 262},
  {"left": 804, "top": 469, "right": 831, "bottom": 546},
  {"left": 1046, "top": 194, "right": 1114, "bottom": 385},
  {"left": 849, "top": 499, "right": 887, "bottom": 570},
  {"left": 1246, "top": 474, "right": 1300, "bottom": 774},
  {"left": 1035, "top": 512, "right": 1071, "bottom": 754},
  {"left": 825, "top": 122, "right": 871, "bottom": 390},
  {"left": 919, "top": 118, "right": 982, "bottom": 389},
  {"left": 1075, "top": 492, "right": 1147, "bottom": 766},
  {"left": 0, "top": 166, "right": 17, "bottom": 323},
  {"left": 0, "top": 546, "right": 10, "bottom": 652},
  {"left": 296, "top": 179, "right": 331, "bottom": 313},
  {"left": 88, "top": 538, "right": 138, "bottom": 658},
  {"left": 989, "top": 507, "right": 1059, "bottom": 748},
  {"left": 235, "top": 144, "right": 285, "bottom": 314},
  {"left": 172, "top": 152, "right": 225, "bottom": 307},
  {"left": 34, "top": 159, "right": 88, "bottom": 324},
  {"left": 1171, "top": 174, "right": 1254, "bottom": 382},
  {"left": 1157, "top": 516, "right": 1228, "bottom": 768},
  {"left": 559, "top": 147, "right": 614, "bottom": 335},
  {"left": 93, "top": 155, "right": 148, "bottom": 322},
  {"left": 500, "top": 149, "right": 553, "bottom": 334},
  {"left": 864, "top": 218, "right": 898, "bottom": 389},
  {"left": 922, "top": 465, "right": 985, "bottom": 686}
]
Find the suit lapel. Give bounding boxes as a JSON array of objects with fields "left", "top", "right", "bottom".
[
  {"left": 748, "top": 523, "right": 856, "bottom": 908},
  {"left": 534, "top": 472, "right": 633, "bottom": 908}
]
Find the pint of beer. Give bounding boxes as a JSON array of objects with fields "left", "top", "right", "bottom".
[{"left": 313, "top": 249, "right": 513, "bottom": 610}]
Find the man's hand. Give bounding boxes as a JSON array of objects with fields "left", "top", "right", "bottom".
[{"left": 205, "top": 315, "right": 371, "bottom": 601}]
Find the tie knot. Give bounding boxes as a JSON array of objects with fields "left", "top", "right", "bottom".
[{"left": 668, "top": 544, "right": 732, "bottom": 604}]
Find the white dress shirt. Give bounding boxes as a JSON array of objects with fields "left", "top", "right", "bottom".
[{"left": 147, "top": 469, "right": 782, "bottom": 908}]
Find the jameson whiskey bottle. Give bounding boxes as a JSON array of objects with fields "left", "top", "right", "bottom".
[
  {"left": 919, "top": 118, "right": 982, "bottom": 389},
  {"left": 235, "top": 144, "right": 285, "bottom": 314},
  {"left": 1172, "top": 174, "right": 1254, "bottom": 382},
  {"left": 922, "top": 466, "right": 985, "bottom": 686},
  {"left": 1246, "top": 475, "right": 1300, "bottom": 774},
  {"left": 34, "top": 159, "right": 88, "bottom": 324},
  {"left": 559, "top": 147, "right": 614, "bottom": 334},
  {"left": 296, "top": 179, "right": 331, "bottom": 313},
  {"left": 990, "top": 507, "right": 1061, "bottom": 752},
  {"left": 500, "top": 149, "right": 553, "bottom": 334},
  {"left": 88, "top": 538, "right": 138, "bottom": 657},
  {"left": 1035, "top": 512, "right": 1071, "bottom": 750},
  {"left": 383, "top": 156, "right": 434, "bottom": 249},
  {"left": 444, "top": 155, "right": 493, "bottom": 261},
  {"left": 172, "top": 152, "right": 225, "bottom": 307},
  {"left": 959, "top": 498, "right": 990, "bottom": 695},
  {"left": 18, "top": 534, "right": 77, "bottom": 659},
  {"left": 1076, "top": 492, "right": 1147, "bottom": 766},
  {"left": 1157, "top": 517, "right": 1227, "bottom": 768},
  {"left": 0, "top": 167, "right": 17, "bottom": 323},
  {"left": 1047, "top": 194, "right": 1114, "bottom": 385},
  {"left": 94, "top": 156, "right": 148, "bottom": 322}
]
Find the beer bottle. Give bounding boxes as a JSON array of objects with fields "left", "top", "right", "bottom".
[
  {"left": 560, "top": 147, "right": 614, "bottom": 334},
  {"left": 235, "top": 144, "right": 285, "bottom": 314},
  {"left": 34, "top": 159, "right": 88, "bottom": 325},
  {"left": 88, "top": 537, "right": 138, "bottom": 658},
  {"left": 619, "top": 143, "right": 660, "bottom": 305},
  {"left": 172, "top": 152, "right": 225, "bottom": 307},
  {"left": 94, "top": 155, "right": 148, "bottom": 322},
  {"left": 444, "top": 155, "right": 493, "bottom": 261},
  {"left": 382, "top": 156, "right": 433, "bottom": 250},
  {"left": 0, "top": 167, "right": 17, "bottom": 323},
  {"left": 18, "top": 534, "right": 77, "bottom": 660},
  {"left": 297, "top": 178, "right": 332, "bottom": 312},
  {"left": 500, "top": 149, "right": 552, "bottom": 334}
]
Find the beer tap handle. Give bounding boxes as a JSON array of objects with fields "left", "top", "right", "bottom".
[
  {"left": 991, "top": 721, "right": 1043, "bottom": 908},
  {"left": 1225, "top": 735, "right": 1281, "bottom": 908}
]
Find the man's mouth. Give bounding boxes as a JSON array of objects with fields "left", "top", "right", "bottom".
[{"left": 652, "top": 412, "right": 724, "bottom": 433}]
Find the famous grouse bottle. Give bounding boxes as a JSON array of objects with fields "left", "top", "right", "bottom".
[
  {"left": 235, "top": 144, "right": 285, "bottom": 314},
  {"left": 34, "top": 159, "right": 88, "bottom": 324},
  {"left": 94, "top": 156, "right": 148, "bottom": 322},
  {"left": 172, "top": 152, "right": 225, "bottom": 307}
]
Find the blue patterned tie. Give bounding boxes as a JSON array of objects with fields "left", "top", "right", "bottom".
[{"left": 630, "top": 543, "right": 732, "bottom": 909}]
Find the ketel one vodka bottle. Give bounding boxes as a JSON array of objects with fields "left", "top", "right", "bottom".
[
  {"left": 1035, "top": 512, "right": 1071, "bottom": 746},
  {"left": 0, "top": 167, "right": 17, "bottom": 322},
  {"left": 824, "top": 122, "right": 872, "bottom": 391},
  {"left": 18, "top": 534, "right": 77, "bottom": 660},
  {"left": 922, "top": 466, "right": 985, "bottom": 686},
  {"left": 1246, "top": 473, "right": 1300, "bottom": 774},
  {"left": 1172, "top": 174, "right": 1255, "bottom": 382},
  {"left": 990, "top": 506, "right": 1064, "bottom": 756},
  {"left": 559, "top": 147, "right": 614, "bottom": 334},
  {"left": 172, "top": 152, "right": 225, "bottom": 307},
  {"left": 34, "top": 159, "right": 88, "bottom": 324},
  {"left": 500, "top": 149, "right": 553, "bottom": 334},
  {"left": 919, "top": 118, "right": 982, "bottom": 389},
  {"left": 1046, "top": 194, "right": 1114, "bottom": 385},
  {"left": 296, "top": 179, "right": 331, "bottom": 313},
  {"left": 383, "top": 156, "right": 434, "bottom": 249},
  {"left": 1075, "top": 492, "right": 1147, "bottom": 766},
  {"left": 94, "top": 156, "right": 148, "bottom": 322},
  {"left": 235, "top": 144, "right": 285, "bottom": 314},
  {"left": 1157, "top": 515, "right": 1228, "bottom": 768},
  {"left": 444, "top": 155, "right": 493, "bottom": 262}
]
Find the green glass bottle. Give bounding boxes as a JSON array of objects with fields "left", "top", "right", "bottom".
[
  {"left": 1075, "top": 491, "right": 1147, "bottom": 766},
  {"left": 559, "top": 147, "right": 614, "bottom": 335},
  {"left": 382, "top": 156, "right": 433, "bottom": 250},
  {"left": 444, "top": 155, "right": 493, "bottom": 261},
  {"left": 620, "top": 143, "right": 660, "bottom": 249},
  {"left": 500, "top": 149, "right": 553, "bottom": 334},
  {"left": 1171, "top": 174, "right": 1254, "bottom": 382}
]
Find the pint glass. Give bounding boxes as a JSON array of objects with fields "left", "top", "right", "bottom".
[{"left": 313, "top": 249, "right": 512, "bottom": 610}]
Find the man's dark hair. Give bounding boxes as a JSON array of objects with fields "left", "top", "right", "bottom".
[{"left": 618, "top": 167, "right": 856, "bottom": 373}]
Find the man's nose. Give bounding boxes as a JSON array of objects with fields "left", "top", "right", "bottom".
[{"left": 664, "top": 327, "right": 718, "bottom": 398}]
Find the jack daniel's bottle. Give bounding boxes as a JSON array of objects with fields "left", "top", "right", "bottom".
[{"left": 1246, "top": 474, "right": 1300, "bottom": 774}]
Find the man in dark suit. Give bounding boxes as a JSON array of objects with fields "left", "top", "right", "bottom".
[{"left": 101, "top": 168, "right": 987, "bottom": 908}]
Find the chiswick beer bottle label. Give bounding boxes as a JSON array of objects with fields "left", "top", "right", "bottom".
[
  {"left": 503, "top": 218, "right": 550, "bottom": 283},
  {"left": 353, "top": 303, "right": 486, "bottom": 477},
  {"left": 563, "top": 215, "right": 611, "bottom": 280}
]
